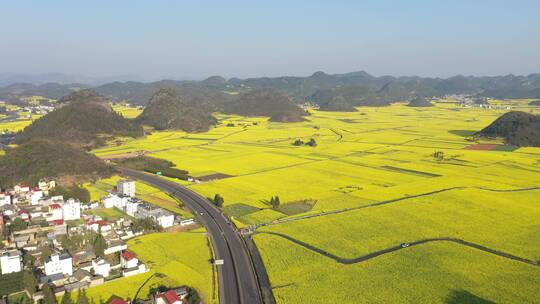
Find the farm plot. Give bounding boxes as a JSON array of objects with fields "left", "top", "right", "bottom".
[
  {"left": 85, "top": 232, "right": 214, "bottom": 303},
  {"left": 90, "top": 102, "right": 540, "bottom": 303}
]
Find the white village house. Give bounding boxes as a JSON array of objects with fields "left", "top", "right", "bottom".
[
  {"left": 0, "top": 192, "right": 11, "bottom": 206},
  {"left": 117, "top": 180, "right": 136, "bottom": 197},
  {"left": 44, "top": 253, "right": 73, "bottom": 276},
  {"left": 0, "top": 250, "right": 22, "bottom": 274},
  {"left": 62, "top": 198, "right": 81, "bottom": 221},
  {"left": 91, "top": 258, "right": 111, "bottom": 277}
]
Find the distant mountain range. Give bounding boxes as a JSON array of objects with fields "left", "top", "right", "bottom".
[
  {"left": 0, "top": 72, "right": 144, "bottom": 87},
  {"left": 1, "top": 71, "right": 540, "bottom": 108}
]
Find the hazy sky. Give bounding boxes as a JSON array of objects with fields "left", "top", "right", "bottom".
[{"left": 1, "top": 0, "right": 539, "bottom": 80}]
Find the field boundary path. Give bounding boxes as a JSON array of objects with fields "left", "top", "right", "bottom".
[
  {"left": 119, "top": 168, "right": 268, "bottom": 304},
  {"left": 255, "top": 186, "right": 540, "bottom": 229},
  {"left": 257, "top": 232, "right": 540, "bottom": 266}
]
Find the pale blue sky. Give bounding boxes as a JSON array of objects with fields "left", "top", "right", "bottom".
[{"left": 0, "top": 0, "right": 539, "bottom": 80}]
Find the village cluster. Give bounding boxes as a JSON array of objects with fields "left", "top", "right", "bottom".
[{"left": 0, "top": 178, "right": 195, "bottom": 303}]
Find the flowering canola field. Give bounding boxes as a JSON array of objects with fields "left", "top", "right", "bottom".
[{"left": 92, "top": 100, "right": 540, "bottom": 303}]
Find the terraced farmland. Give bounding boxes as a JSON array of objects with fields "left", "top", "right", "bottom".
[{"left": 91, "top": 100, "right": 539, "bottom": 303}]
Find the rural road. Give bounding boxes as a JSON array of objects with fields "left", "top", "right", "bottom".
[{"left": 119, "top": 168, "right": 264, "bottom": 304}]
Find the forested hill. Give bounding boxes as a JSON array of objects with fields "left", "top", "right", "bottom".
[
  {"left": 0, "top": 140, "right": 114, "bottom": 187},
  {"left": 407, "top": 97, "right": 434, "bottom": 107},
  {"left": 136, "top": 88, "right": 218, "bottom": 132},
  {"left": 16, "top": 90, "right": 143, "bottom": 148},
  {"left": 477, "top": 111, "right": 540, "bottom": 146},
  {"left": 223, "top": 88, "right": 308, "bottom": 122}
]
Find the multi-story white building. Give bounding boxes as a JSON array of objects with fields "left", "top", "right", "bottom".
[
  {"left": 62, "top": 198, "right": 81, "bottom": 221},
  {"left": 0, "top": 192, "right": 11, "bottom": 206},
  {"left": 102, "top": 194, "right": 118, "bottom": 208},
  {"left": 0, "top": 250, "right": 22, "bottom": 274},
  {"left": 44, "top": 253, "right": 73, "bottom": 276},
  {"left": 136, "top": 204, "right": 175, "bottom": 228},
  {"left": 114, "top": 196, "right": 130, "bottom": 210},
  {"left": 117, "top": 180, "right": 136, "bottom": 197},
  {"left": 121, "top": 250, "right": 139, "bottom": 269},
  {"left": 38, "top": 179, "right": 56, "bottom": 195},
  {"left": 91, "top": 258, "right": 111, "bottom": 277},
  {"left": 156, "top": 214, "right": 175, "bottom": 228},
  {"left": 125, "top": 199, "right": 140, "bottom": 217},
  {"left": 102, "top": 193, "right": 129, "bottom": 209},
  {"left": 29, "top": 189, "right": 44, "bottom": 205},
  {"left": 48, "top": 203, "right": 63, "bottom": 221},
  {"left": 13, "top": 184, "right": 30, "bottom": 194}
]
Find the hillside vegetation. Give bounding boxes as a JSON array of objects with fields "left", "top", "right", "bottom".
[
  {"left": 477, "top": 111, "right": 540, "bottom": 146},
  {"left": 3, "top": 72, "right": 540, "bottom": 106},
  {"left": 0, "top": 140, "right": 113, "bottom": 187},
  {"left": 16, "top": 90, "right": 143, "bottom": 148},
  {"left": 224, "top": 88, "right": 308, "bottom": 122},
  {"left": 407, "top": 97, "right": 433, "bottom": 107},
  {"left": 136, "top": 88, "right": 217, "bottom": 132}
]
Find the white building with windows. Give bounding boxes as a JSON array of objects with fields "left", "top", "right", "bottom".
[
  {"left": 91, "top": 258, "right": 111, "bottom": 277},
  {"left": 29, "top": 189, "right": 44, "bottom": 205},
  {"left": 44, "top": 253, "right": 73, "bottom": 276},
  {"left": 0, "top": 250, "right": 22, "bottom": 274},
  {"left": 117, "top": 180, "right": 136, "bottom": 197},
  {"left": 136, "top": 204, "right": 175, "bottom": 228},
  {"left": 102, "top": 194, "right": 119, "bottom": 208},
  {"left": 48, "top": 203, "right": 63, "bottom": 221},
  {"left": 62, "top": 198, "right": 81, "bottom": 221},
  {"left": 0, "top": 192, "right": 11, "bottom": 206},
  {"left": 125, "top": 199, "right": 140, "bottom": 217},
  {"left": 156, "top": 214, "right": 175, "bottom": 228}
]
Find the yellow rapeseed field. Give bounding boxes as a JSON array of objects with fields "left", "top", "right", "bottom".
[{"left": 86, "top": 99, "right": 540, "bottom": 303}]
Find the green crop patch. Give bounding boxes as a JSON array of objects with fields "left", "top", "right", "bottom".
[
  {"left": 224, "top": 203, "right": 261, "bottom": 218},
  {"left": 276, "top": 199, "right": 317, "bottom": 216}
]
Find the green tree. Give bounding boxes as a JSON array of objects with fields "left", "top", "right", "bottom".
[
  {"left": 433, "top": 151, "right": 444, "bottom": 161},
  {"left": 61, "top": 291, "right": 72, "bottom": 304},
  {"left": 76, "top": 289, "right": 89, "bottom": 304},
  {"left": 23, "top": 270, "right": 37, "bottom": 294},
  {"left": 213, "top": 194, "right": 224, "bottom": 207},
  {"left": 50, "top": 185, "right": 90, "bottom": 203},
  {"left": 42, "top": 284, "right": 57, "bottom": 304},
  {"left": 41, "top": 246, "right": 52, "bottom": 262},
  {"left": 269, "top": 196, "right": 281, "bottom": 209},
  {"left": 93, "top": 234, "right": 107, "bottom": 257},
  {"left": 23, "top": 252, "right": 36, "bottom": 268},
  {"left": 306, "top": 138, "right": 317, "bottom": 147},
  {"left": 293, "top": 139, "right": 304, "bottom": 146},
  {"left": 11, "top": 218, "right": 28, "bottom": 232}
]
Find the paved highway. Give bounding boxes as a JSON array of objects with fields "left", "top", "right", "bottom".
[{"left": 119, "top": 168, "right": 263, "bottom": 304}]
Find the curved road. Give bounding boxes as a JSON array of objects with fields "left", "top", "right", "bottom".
[
  {"left": 258, "top": 232, "right": 539, "bottom": 266},
  {"left": 119, "top": 168, "right": 263, "bottom": 304}
]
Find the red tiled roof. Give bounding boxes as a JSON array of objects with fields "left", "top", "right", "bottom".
[
  {"left": 52, "top": 219, "right": 64, "bottom": 225},
  {"left": 50, "top": 203, "right": 61, "bottom": 209},
  {"left": 98, "top": 220, "right": 109, "bottom": 226},
  {"left": 159, "top": 290, "right": 180, "bottom": 304},
  {"left": 122, "top": 250, "right": 137, "bottom": 261},
  {"left": 18, "top": 210, "right": 28, "bottom": 214},
  {"left": 110, "top": 299, "right": 128, "bottom": 304}
]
